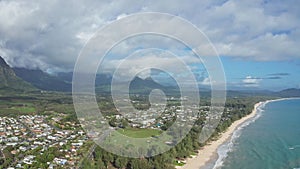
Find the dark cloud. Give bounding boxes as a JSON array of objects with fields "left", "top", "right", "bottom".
[
  {"left": 265, "top": 76, "right": 282, "bottom": 79},
  {"left": 237, "top": 72, "right": 290, "bottom": 80},
  {"left": 267, "top": 73, "right": 290, "bottom": 76},
  {"left": 237, "top": 77, "right": 262, "bottom": 80},
  {"left": 237, "top": 76, "right": 282, "bottom": 81}
]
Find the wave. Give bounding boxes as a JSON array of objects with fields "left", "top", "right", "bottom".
[
  {"left": 212, "top": 98, "right": 300, "bottom": 169},
  {"left": 212, "top": 100, "right": 271, "bottom": 169},
  {"left": 289, "top": 145, "right": 300, "bottom": 150}
]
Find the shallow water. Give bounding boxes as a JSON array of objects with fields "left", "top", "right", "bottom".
[{"left": 215, "top": 98, "right": 300, "bottom": 169}]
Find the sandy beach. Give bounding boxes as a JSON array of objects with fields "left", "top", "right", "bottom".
[{"left": 178, "top": 101, "right": 264, "bottom": 169}]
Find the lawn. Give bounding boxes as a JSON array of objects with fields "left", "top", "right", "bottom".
[{"left": 117, "top": 128, "right": 162, "bottom": 138}]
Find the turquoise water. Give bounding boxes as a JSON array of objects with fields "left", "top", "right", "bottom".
[{"left": 216, "top": 98, "right": 300, "bottom": 169}]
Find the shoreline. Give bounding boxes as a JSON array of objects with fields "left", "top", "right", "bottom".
[{"left": 178, "top": 101, "right": 265, "bottom": 169}]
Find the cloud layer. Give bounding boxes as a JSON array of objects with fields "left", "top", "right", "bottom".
[{"left": 0, "top": 0, "right": 299, "bottom": 72}]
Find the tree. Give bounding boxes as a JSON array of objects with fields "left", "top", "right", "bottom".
[
  {"left": 115, "top": 157, "right": 128, "bottom": 168},
  {"left": 109, "top": 117, "right": 117, "bottom": 127},
  {"left": 82, "top": 158, "right": 93, "bottom": 169},
  {"left": 129, "top": 159, "right": 152, "bottom": 169},
  {"left": 121, "top": 119, "right": 129, "bottom": 128},
  {"left": 102, "top": 151, "right": 114, "bottom": 165},
  {"left": 95, "top": 159, "right": 106, "bottom": 169}
]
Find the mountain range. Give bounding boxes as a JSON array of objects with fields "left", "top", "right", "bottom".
[
  {"left": 1, "top": 56, "right": 300, "bottom": 97},
  {"left": 1, "top": 56, "right": 167, "bottom": 94},
  {"left": 13, "top": 67, "right": 168, "bottom": 94}
]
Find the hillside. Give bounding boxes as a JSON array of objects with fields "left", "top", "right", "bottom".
[
  {"left": 0, "top": 56, "right": 36, "bottom": 92},
  {"left": 13, "top": 67, "right": 173, "bottom": 94},
  {"left": 13, "top": 68, "right": 71, "bottom": 92},
  {"left": 277, "top": 88, "right": 300, "bottom": 97}
]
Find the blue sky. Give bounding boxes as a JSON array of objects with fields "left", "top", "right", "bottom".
[
  {"left": 221, "top": 57, "right": 300, "bottom": 90},
  {"left": 0, "top": 0, "right": 299, "bottom": 90}
]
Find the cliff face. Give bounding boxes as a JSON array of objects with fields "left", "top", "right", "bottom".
[{"left": 0, "top": 56, "right": 35, "bottom": 91}]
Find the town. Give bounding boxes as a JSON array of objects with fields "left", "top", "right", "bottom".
[
  {"left": 0, "top": 96, "right": 259, "bottom": 169},
  {"left": 0, "top": 115, "right": 88, "bottom": 168}
]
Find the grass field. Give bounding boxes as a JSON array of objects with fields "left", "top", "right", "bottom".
[
  {"left": 0, "top": 101, "right": 36, "bottom": 115},
  {"left": 7, "top": 102, "right": 36, "bottom": 113},
  {"left": 10, "top": 106, "right": 36, "bottom": 113},
  {"left": 102, "top": 128, "right": 172, "bottom": 157},
  {"left": 117, "top": 128, "right": 162, "bottom": 138}
]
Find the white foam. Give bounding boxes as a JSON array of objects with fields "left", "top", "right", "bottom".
[
  {"left": 210, "top": 98, "right": 300, "bottom": 168},
  {"left": 212, "top": 101, "right": 268, "bottom": 169},
  {"left": 212, "top": 98, "right": 300, "bottom": 168},
  {"left": 289, "top": 145, "right": 300, "bottom": 150}
]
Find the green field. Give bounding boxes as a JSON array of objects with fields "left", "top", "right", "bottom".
[
  {"left": 0, "top": 100, "right": 36, "bottom": 115},
  {"left": 10, "top": 106, "right": 36, "bottom": 113},
  {"left": 117, "top": 128, "right": 162, "bottom": 138},
  {"left": 8, "top": 103, "right": 36, "bottom": 113}
]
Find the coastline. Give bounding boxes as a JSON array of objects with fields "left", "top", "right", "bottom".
[{"left": 178, "top": 101, "right": 265, "bottom": 169}]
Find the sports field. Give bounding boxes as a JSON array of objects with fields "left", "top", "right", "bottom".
[{"left": 117, "top": 128, "right": 162, "bottom": 138}]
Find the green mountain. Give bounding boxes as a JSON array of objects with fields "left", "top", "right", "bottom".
[
  {"left": 4, "top": 56, "right": 300, "bottom": 98},
  {"left": 129, "top": 77, "right": 176, "bottom": 94},
  {"left": 277, "top": 88, "right": 300, "bottom": 97},
  {"left": 0, "top": 56, "right": 36, "bottom": 92},
  {"left": 14, "top": 69, "right": 114, "bottom": 92},
  {"left": 14, "top": 68, "right": 174, "bottom": 94},
  {"left": 13, "top": 68, "right": 71, "bottom": 92}
]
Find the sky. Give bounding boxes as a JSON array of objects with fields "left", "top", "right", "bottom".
[{"left": 0, "top": 0, "right": 299, "bottom": 90}]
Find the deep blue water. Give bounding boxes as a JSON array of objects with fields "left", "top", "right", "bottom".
[{"left": 216, "top": 98, "right": 300, "bottom": 169}]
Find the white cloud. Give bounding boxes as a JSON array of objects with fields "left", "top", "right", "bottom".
[
  {"left": 195, "top": 0, "right": 300, "bottom": 60},
  {"left": 199, "top": 77, "right": 211, "bottom": 86},
  {"left": 101, "top": 50, "right": 199, "bottom": 80},
  {"left": 242, "top": 76, "right": 261, "bottom": 87},
  {"left": 0, "top": 0, "right": 299, "bottom": 72}
]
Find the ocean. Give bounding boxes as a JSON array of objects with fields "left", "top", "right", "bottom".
[{"left": 214, "top": 98, "right": 300, "bottom": 169}]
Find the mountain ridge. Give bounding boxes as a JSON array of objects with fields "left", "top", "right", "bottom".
[
  {"left": 5, "top": 59, "right": 300, "bottom": 97},
  {"left": 13, "top": 68, "right": 72, "bottom": 92},
  {"left": 13, "top": 67, "right": 169, "bottom": 93},
  {"left": 0, "top": 56, "right": 36, "bottom": 92},
  {"left": 277, "top": 88, "right": 300, "bottom": 97}
]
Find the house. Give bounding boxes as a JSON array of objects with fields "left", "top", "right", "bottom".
[
  {"left": 53, "top": 158, "right": 67, "bottom": 165},
  {"left": 71, "top": 142, "right": 83, "bottom": 146}
]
